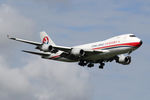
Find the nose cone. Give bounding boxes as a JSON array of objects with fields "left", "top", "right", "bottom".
[
  {"left": 137, "top": 40, "right": 143, "bottom": 47},
  {"left": 140, "top": 40, "right": 143, "bottom": 45}
]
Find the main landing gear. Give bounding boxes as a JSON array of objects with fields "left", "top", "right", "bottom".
[
  {"left": 78, "top": 60, "right": 105, "bottom": 69},
  {"left": 87, "top": 63, "right": 94, "bottom": 68},
  {"left": 78, "top": 60, "right": 88, "bottom": 66},
  {"left": 78, "top": 60, "right": 94, "bottom": 68},
  {"left": 99, "top": 62, "right": 105, "bottom": 69}
]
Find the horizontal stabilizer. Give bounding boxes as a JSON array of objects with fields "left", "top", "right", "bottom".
[
  {"left": 7, "top": 35, "right": 41, "bottom": 46},
  {"left": 22, "top": 50, "right": 50, "bottom": 56}
]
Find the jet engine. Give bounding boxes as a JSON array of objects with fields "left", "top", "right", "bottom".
[
  {"left": 70, "top": 48, "right": 85, "bottom": 57},
  {"left": 116, "top": 55, "right": 131, "bottom": 65},
  {"left": 41, "top": 44, "right": 53, "bottom": 52}
]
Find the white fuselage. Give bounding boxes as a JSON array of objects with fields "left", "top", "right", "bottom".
[{"left": 46, "top": 34, "right": 142, "bottom": 62}]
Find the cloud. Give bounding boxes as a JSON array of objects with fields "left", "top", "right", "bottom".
[
  {"left": 0, "top": 56, "right": 33, "bottom": 100},
  {"left": 0, "top": 4, "right": 35, "bottom": 44},
  {"left": 0, "top": 4, "right": 37, "bottom": 64},
  {"left": 23, "top": 58, "right": 91, "bottom": 100},
  {"left": 0, "top": 4, "right": 91, "bottom": 100},
  {"left": 0, "top": 56, "right": 91, "bottom": 100}
]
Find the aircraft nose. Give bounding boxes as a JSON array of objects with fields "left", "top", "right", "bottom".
[
  {"left": 138, "top": 40, "right": 143, "bottom": 47},
  {"left": 140, "top": 40, "right": 143, "bottom": 45}
]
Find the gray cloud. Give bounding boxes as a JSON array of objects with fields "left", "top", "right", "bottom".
[
  {"left": 0, "top": 4, "right": 36, "bottom": 65},
  {"left": 0, "top": 4, "right": 91, "bottom": 100},
  {"left": 0, "top": 56, "right": 91, "bottom": 100},
  {"left": 0, "top": 4, "right": 35, "bottom": 43},
  {"left": 0, "top": 56, "right": 34, "bottom": 100}
]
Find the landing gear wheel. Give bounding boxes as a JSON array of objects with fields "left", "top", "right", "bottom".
[
  {"left": 99, "top": 63, "right": 105, "bottom": 69},
  {"left": 78, "top": 60, "right": 87, "bottom": 66},
  {"left": 78, "top": 62, "right": 84, "bottom": 66},
  {"left": 99, "top": 65, "right": 104, "bottom": 69},
  {"left": 87, "top": 63, "right": 94, "bottom": 68}
]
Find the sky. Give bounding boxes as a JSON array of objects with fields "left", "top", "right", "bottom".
[{"left": 0, "top": 0, "right": 150, "bottom": 100}]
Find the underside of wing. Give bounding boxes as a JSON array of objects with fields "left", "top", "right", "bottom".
[{"left": 22, "top": 50, "right": 50, "bottom": 56}]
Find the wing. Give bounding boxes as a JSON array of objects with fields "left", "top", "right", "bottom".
[
  {"left": 22, "top": 50, "right": 50, "bottom": 56},
  {"left": 7, "top": 35, "right": 42, "bottom": 46},
  {"left": 52, "top": 45, "right": 109, "bottom": 54},
  {"left": 53, "top": 45, "right": 110, "bottom": 61},
  {"left": 52, "top": 45, "right": 72, "bottom": 52}
]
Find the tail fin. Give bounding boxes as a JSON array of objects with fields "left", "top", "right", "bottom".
[{"left": 40, "top": 31, "right": 56, "bottom": 46}]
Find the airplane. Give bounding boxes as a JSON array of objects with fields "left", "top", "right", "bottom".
[{"left": 8, "top": 31, "right": 143, "bottom": 69}]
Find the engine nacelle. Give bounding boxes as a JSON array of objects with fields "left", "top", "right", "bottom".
[
  {"left": 70, "top": 48, "right": 85, "bottom": 57},
  {"left": 116, "top": 55, "right": 131, "bottom": 65},
  {"left": 41, "top": 44, "right": 53, "bottom": 52}
]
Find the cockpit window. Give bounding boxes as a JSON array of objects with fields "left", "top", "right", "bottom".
[{"left": 130, "top": 35, "right": 136, "bottom": 37}]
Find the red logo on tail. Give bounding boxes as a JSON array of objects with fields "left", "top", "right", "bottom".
[{"left": 42, "top": 36, "right": 49, "bottom": 44}]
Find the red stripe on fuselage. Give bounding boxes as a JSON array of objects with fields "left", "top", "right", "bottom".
[
  {"left": 50, "top": 55, "right": 60, "bottom": 59},
  {"left": 93, "top": 42, "right": 140, "bottom": 50}
]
